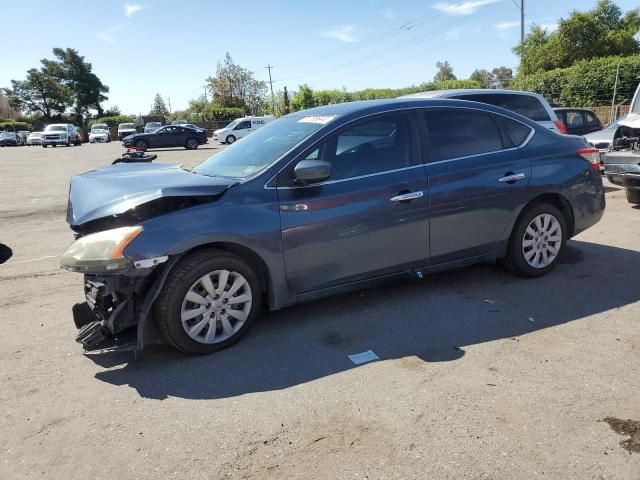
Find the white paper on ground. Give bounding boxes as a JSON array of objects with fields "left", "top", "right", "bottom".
[{"left": 348, "top": 350, "right": 380, "bottom": 365}]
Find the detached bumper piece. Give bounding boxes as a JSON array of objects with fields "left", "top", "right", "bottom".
[{"left": 73, "top": 275, "right": 144, "bottom": 352}]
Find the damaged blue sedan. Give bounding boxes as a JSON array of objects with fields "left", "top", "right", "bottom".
[{"left": 62, "top": 98, "right": 605, "bottom": 354}]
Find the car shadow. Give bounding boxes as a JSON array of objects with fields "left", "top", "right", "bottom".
[
  {"left": 603, "top": 186, "right": 623, "bottom": 193},
  {"left": 93, "top": 240, "right": 640, "bottom": 400},
  {"left": 149, "top": 145, "right": 220, "bottom": 153},
  {"left": 0, "top": 243, "right": 12, "bottom": 264}
]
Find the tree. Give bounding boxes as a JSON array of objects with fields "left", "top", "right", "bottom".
[
  {"left": 514, "top": 0, "right": 640, "bottom": 75},
  {"left": 491, "top": 66, "right": 513, "bottom": 88},
  {"left": 150, "top": 93, "right": 169, "bottom": 116},
  {"left": 44, "top": 48, "right": 109, "bottom": 117},
  {"left": 3, "top": 68, "right": 72, "bottom": 119},
  {"left": 104, "top": 105, "right": 121, "bottom": 116},
  {"left": 206, "top": 53, "right": 267, "bottom": 113},
  {"left": 434, "top": 61, "right": 457, "bottom": 82},
  {"left": 291, "top": 84, "right": 316, "bottom": 111},
  {"left": 469, "top": 69, "right": 494, "bottom": 88}
]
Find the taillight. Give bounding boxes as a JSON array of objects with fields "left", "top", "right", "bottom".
[
  {"left": 554, "top": 120, "right": 568, "bottom": 134},
  {"left": 577, "top": 147, "right": 600, "bottom": 171}
]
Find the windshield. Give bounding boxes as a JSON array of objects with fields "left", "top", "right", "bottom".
[
  {"left": 29, "top": 132, "right": 42, "bottom": 137},
  {"left": 91, "top": 126, "right": 107, "bottom": 132},
  {"left": 0, "top": 132, "right": 14, "bottom": 137},
  {"left": 193, "top": 115, "right": 332, "bottom": 179},
  {"left": 119, "top": 123, "right": 135, "bottom": 129},
  {"left": 45, "top": 125, "right": 67, "bottom": 132},
  {"left": 147, "top": 122, "right": 161, "bottom": 128},
  {"left": 224, "top": 120, "right": 239, "bottom": 130}
]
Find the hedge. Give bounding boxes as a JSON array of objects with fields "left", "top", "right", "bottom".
[
  {"left": 88, "top": 115, "right": 136, "bottom": 128},
  {"left": 191, "top": 106, "right": 246, "bottom": 122},
  {"left": 0, "top": 121, "right": 31, "bottom": 131},
  {"left": 511, "top": 55, "right": 640, "bottom": 107}
]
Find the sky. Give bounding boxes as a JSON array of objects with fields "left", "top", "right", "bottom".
[{"left": 1, "top": 0, "right": 638, "bottom": 114}]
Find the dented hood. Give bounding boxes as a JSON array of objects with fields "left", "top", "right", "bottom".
[
  {"left": 67, "top": 162, "right": 235, "bottom": 226},
  {"left": 619, "top": 112, "right": 640, "bottom": 129}
]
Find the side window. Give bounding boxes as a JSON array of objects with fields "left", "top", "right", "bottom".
[
  {"left": 566, "top": 111, "right": 584, "bottom": 128},
  {"left": 423, "top": 109, "right": 503, "bottom": 162},
  {"left": 493, "top": 115, "right": 532, "bottom": 146},
  {"left": 304, "top": 114, "right": 412, "bottom": 181},
  {"left": 235, "top": 121, "right": 251, "bottom": 130},
  {"left": 585, "top": 111, "right": 599, "bottom": 126},
  {"left": 455, "top": 94, "right": 551, "bottom": 122}
]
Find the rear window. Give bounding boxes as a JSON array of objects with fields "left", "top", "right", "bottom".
[
  {"left": 453, "top": 93, "right": 551, "bottom": 122},
  {"left": 493, "top": 115, "right": 532, "bottom": 146},
  {"left": 424, "top": 109, "right": 503, "bottom": 161}
]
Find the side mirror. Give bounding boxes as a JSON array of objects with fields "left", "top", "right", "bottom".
[{"left": 293, "top": 160, "right": 332, "bottom": 184}]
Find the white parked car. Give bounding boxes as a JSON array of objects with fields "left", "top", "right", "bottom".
[
  {"left": 89, "top": 124, "right": 111, "bottom": 143},
  {"left": 26, "top": 131, "right": 43, "bottom": 145},
  {"left": 117, "top": 122, "right": 137, "bottom": 140},
  {"left": 213, "top": 116, "right": 275, "bottom": 144},
  {"left": 400, "top": 89, "right": 567, "bottom": 134}
]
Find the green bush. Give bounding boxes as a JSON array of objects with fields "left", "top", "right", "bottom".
[
  {"left": 191, "top": 105, "right": 245, "bottom": 122},
  {"left": 89, "top": 115, "right": 135, "bottom": 128},
  {"left": 511, "top": 55, "right": 640, "bottom": 107},
  {"left": 0, "top": 121, "right": 31, "bottom": 131}
]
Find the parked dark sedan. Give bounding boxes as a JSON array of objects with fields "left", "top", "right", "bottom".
[
  {"left": 122, "top": 125, "right": 207, "bottom": 151},
  {"left": 62, "top": 98, "right": 605, "bottom": 355},
  {"left": 0, "top": 131, "right": 24, "bottom": 146},
  {"left": 553, "top": 108, "right": 603, "bottom": 136}
]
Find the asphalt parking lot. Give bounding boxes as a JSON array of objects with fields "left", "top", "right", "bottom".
[{"left": 0, "top": 142, "right": 639, "bottom": 479}]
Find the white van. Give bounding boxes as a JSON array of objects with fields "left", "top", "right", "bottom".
[{"left": 213, "top": 116, "right": 275, "bottom": 144}]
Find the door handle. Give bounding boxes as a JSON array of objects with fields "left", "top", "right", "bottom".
[
  {"left": 390, "top": 191, "right": 423, "bottom": 202},
  {"left": 498, "top": 173, "right": 526, "bottom": 183}
]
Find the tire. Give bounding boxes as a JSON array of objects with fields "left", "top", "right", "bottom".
[
  {"left": 626, "top": 188, "right": 640, "bottom": 204},
  {"left": 503, "top": 203, "right": 567, "bottom": 277},
  {"left": 185, "top": 137, "right": 199, "bottom": 150},
  {"left": 226, "top": 135, "right": 236, "bottom": 144},
  {"left": 134, "top": 140, "right": 148, "bottom": 151},
  {"left": 154, "top": 249, "right": 262, "bottom": 354}
]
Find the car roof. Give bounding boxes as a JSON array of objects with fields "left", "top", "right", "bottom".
[
  {"left": 552, "top": 107, "right": 596, "bottom": 113},
  {"left": 284, "top": 97, "right": 542, "bottom": 124},
  {"left": 400, "top": 88, "right": 546, "bottom": 99}
]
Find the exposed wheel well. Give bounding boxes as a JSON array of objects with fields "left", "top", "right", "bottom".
[
  {"left": 184, "top": 242, "right": 271, "bottom": 305},
  {"left": 520, "top": 193, "right": 575, "bottom": 238}
]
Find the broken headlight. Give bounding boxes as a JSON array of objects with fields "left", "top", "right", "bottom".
[{"left": 60, "top": 226, "right": 143, "bottom": 273}]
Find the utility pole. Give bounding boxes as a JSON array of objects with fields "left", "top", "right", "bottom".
[
  {"left": 168, "top": 97, "right": 172, "bottom": 113},
  {"left": 610, "top": 62, "right": 620, "bottom": 124},
  {"left": 520, "top": 0, "right": 525, "bottom": 44},
  {"left": 265, "top": 64, "right": 276, "bottom": 114},
  {"left": 203, "top": 85, "right": 208, "bottom": 102}
]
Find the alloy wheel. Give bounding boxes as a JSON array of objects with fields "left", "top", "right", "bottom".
[
  {"left": 521, "top": 213, "right": 562, "bottom": 269},
  {"left": 180, "top": 269, "right": 252, "bottom": 344}
]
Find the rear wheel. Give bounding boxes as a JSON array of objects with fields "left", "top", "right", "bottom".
[
  {"left": 503, "top": 203, "right": 567, "bottom": 277},
  {"left": 154, "top": 249, "right": 262, "bottom": 354},
  {"left": 185, "top": 137, "right": 199, "bottom": 150},
  {"left": 226, "top": 135, "right": 236, "bottom": 144},
  {"left": 134, "top": 140, "right": 148, "bottom": 151},
  {"left": 626, "top": 188, "right": 640, "bottom": 204}
]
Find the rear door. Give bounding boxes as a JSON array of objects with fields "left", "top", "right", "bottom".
[
  {"left": 421, "top": 107, "right": 533, "bottom": 264},
  {"left": 278, "top": 111, "right": 429, "bottom": 293}
]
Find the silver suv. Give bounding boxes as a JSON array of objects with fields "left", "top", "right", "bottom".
[{"left": 401, "top": 89, "right": 567, "bottom": 134}]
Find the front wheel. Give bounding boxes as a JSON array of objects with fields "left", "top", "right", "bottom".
[
  {"left": 185, "top": 137, "right": 199, "bottom": 150},
  {"left": 503, "top": 203, "right": 567, "bottom": 277},
  {"left": 154, "top": 250, "right": 262, "bottom": 354},
  {"left": 626, "top": 188, "right": 640, "bottom": 204},
  {"left": 226, "top": 135, "right": 236, "bottom": 144},
  {"left": 134, "top": 140, "right": 148, "bottom": 151}
]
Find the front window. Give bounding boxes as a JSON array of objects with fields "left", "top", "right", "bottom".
[
  {"left": 234, "top": 120, "right": 252, "bottom": 130},
  {"left": 193, "top": 115, "right": 331, "bottom": 179},
  {"left": 45, "top": 125, "right": 67, "bottom": 132}
]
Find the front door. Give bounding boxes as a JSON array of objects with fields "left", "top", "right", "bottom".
[
  {"left": 421, "top": 108, "right": 533, "bottom": 264},
  {"left": 278, "top": 112, "right": 429, "bottom": 294},
  {"left": 234, "top": 120, "right": 252, "bottom": 140}
]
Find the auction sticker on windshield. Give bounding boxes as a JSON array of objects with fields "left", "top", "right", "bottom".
[{"left": 297, "top": 115, "right": 336, "bottom": 125}]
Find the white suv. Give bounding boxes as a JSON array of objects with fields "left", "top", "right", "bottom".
[
  {"left": 42, "top": 124, "right": 77, "bottom": 147},
  {"left": 401, "top": 89, "right": 567, "bottom": 134}
]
